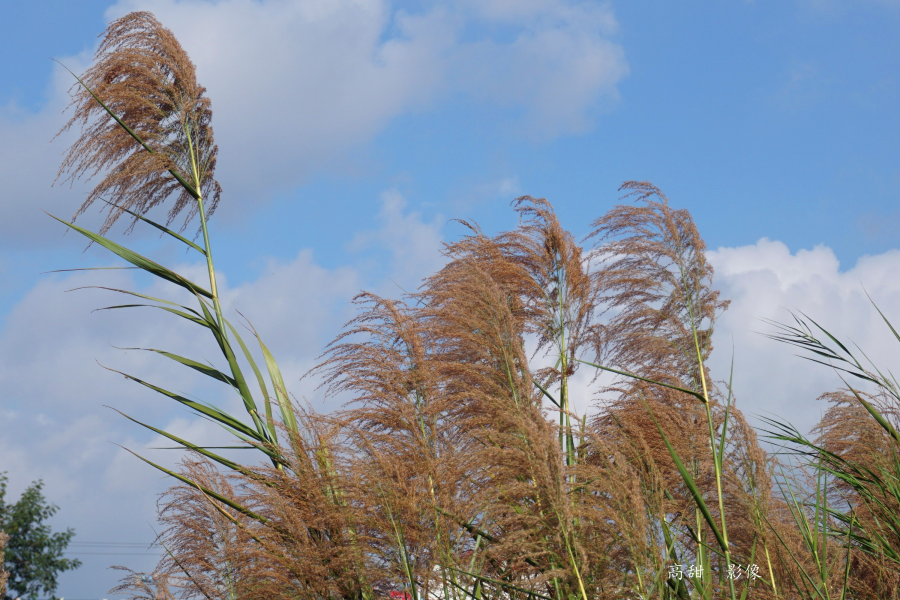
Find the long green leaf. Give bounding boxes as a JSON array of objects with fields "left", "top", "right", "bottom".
[
  {"left": 110, "top": 407, "right": 244, "bottom": 472},
  {"left": 848, "top": 386, "right": 900, "bottom": 444},
  {"left": 44, "top": 267, "right": 139, "bottom": 273},
  {"left": 69, "top": 286, "right": 200, "bottom": 310},
  {"left": 96, "top": 304, "right": 211, "bottom": 329},
  {"left": 118, "top": 446, "right": 267, "bottom": 523},
  {"left": 226, "top": 319, "right": 277, "bottom": 443},
  {"left": 191, "top": 295, "right": 270, "bottom": 444},
  {"left": 532, "top": 378, "right": 561, "bottom": 408},
  {"left": 255, "top": 329, "right": 298, "bottom": 435},
  {"left": 48, "top": 214, "right": 212, "bottom": 298},
  {"left": 577, "top": 359, "right": 706, "bottom": 403},
  {"left": 137, "top": 348, "right": 238, "bottom": 389},
  {"left": 718, "top": 351, "right": 734, "bottom": 473},
  {"left": 99, "top": 199, "right": 206, "bottom": 255},
  {"left": 103, "top": 365, "right": 266, "bottom": 444}
]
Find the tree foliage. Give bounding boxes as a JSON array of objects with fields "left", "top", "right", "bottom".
[{"left": 0, "top": 474, "right": 81, "bottom": 600}]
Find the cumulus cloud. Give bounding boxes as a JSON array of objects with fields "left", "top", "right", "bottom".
[
  {"left": 348, "top": 188, "right": 447, "bottom": 291},
  {"left": 0, "top": 0, "right": 627, "bottom": 247},
  {"left": 707, "top": 238, "right": 900, "bottom": 436},
  {"left": 0, "top": 54, "right": 97, "bottom": 248}
]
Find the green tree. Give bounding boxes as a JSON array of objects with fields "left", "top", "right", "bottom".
[{"left": 0, "top": 474, "right": 81, "bottom": 600}]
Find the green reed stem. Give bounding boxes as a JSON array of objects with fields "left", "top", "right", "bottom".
[{"left": 680, "top": 263, "right": 737, "bottom": 600}]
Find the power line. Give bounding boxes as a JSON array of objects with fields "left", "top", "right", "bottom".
[
  {"left": 64, "top": 552, "right": 163, "bottom": 556},
  {"left": 69, "top": 543, "right": 158, "bottom": 548},
  {"left": 69, "top": 541, "right": 158, "bottom": 545}
]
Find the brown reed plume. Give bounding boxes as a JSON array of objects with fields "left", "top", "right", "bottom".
[
  {"left": 497, "top": 196, "right": 599, "bottom": 386},
  {"left": 810, "top": 389, "right": 900, "bottom": 597},
  {"left": 415, "top": 238, "right": 574, "bottom": 588},
  {"left": 312, "top": 188, "right": 786, "bottom": 599},
  {"left": 56, "top": 11, "right": 221, "bottom": 234},
  {"left": 587, "top": 181, "right": 728, "bottom": 385},
  {"left": 110, "top": 567, "right": 176, "bottom": 600},
  {"left": 153, "top": 458, "right": 263, "bottom": 600},
  {"left": 583, "top": 183, "right": 784, "bottom": 598},
  {"left": 314, "top": 292, "right": 481, "bottom": 598}
]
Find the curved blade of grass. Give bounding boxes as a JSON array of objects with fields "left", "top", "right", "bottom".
[
  {"left": 117, "top": 445, "right": 267, "bottom": 523},
  {"left": 847, "top": 386, "right": 900, "bottom": 444},
  {"left": 251, "top": 325, "right": 298, "bottom": 436},
  {"left": 718, "top": 349, "right": 735, "bottom": 472},
  {"left": 48, "top": 214, "right": 212, "bottom": 298},
  {"left": 532, "top": 379, "right": 561, "bottom": 408},
  {"left": 100, "top": 199, "right": 205, "bottom": 255},
  {"left": 150, "top": 446, "right": 255, "bottom": 450},
  {"left": 577, "top": 359, "right": 706, "bottom": 403},
  {"left": 109, "top": 407, "right": 244, "bottom": 472},
  {"left": 69, "top": 286, "right": 199, "bottom": 310},
  {"left": 129, "top": 347, "right": 238, "bottom": 389},
  {"left": 191, "top": 295, "right": 270, "bottom": 443},
  {"left": 103, "top": 365, "right": 265, "bottom": 443},
  {"left": 226, "top": 318, "right": 276, "bottom": 442},
  {"left": 44, "top": 267, "right": 140, "bottom": 273},
  {"left": 84, "top": 291, "right": 213, "bottom": 336},
  {"left": 95, "top": 304, "right": 211, "bottom": 329}
]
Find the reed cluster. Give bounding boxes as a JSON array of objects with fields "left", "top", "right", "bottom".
[{"left": 51, "top": 11, "right": 900, "bottom": 600}]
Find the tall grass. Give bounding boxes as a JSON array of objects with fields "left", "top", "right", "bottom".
[{"left": 51, "top": 11, "right": 900, "bottom": 600}]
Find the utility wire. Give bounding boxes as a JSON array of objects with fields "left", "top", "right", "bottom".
[
  {"left": 69, "top": 541, "right": 158, "bottom": 545},
  {"left": 64, "top": 552, "right": 163, "bottom": 556},
  {"left": 69, "top": 544, "right": 158, "bottom": 547}
]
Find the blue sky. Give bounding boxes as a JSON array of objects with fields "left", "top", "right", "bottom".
[{"left": 2, "top": 1, "right": 900, "bottom": 598}]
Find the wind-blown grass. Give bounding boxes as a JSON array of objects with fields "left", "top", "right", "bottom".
[{"left": 50, "top": 10, "right": 900, "bottom": 600}]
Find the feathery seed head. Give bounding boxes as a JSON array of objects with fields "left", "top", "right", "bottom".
[{"left": 56, "top": 11, "right": 222, "bottom": 235}]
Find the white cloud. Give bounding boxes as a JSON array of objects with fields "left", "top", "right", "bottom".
[
  {"left": 0, "top": 0, "right": 628, "bottom": 248},
  {"left": 448, "top": 0, "right": 625, "bottom": 137},
  {"left": 707, "top": 238, "right": 900, "bottom": 436},
  {"left": 105, "top": 0, "right": 625, "bottom": 197},
  {"left": 0, "top": 52, "right": 98, "bottom": 248},
  {"left": 348, "top": 188, "right": 446, "bottom": 290}
]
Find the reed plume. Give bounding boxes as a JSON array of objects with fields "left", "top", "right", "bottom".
[
  {"left": 587, "top": 181, "right": 728, "bottom": 383},
  {"left": 810, "top": 389, "right": 900, "bottom": 597},
  {"left": 56, "top": 11, "right": 221, "bottom": 234}
]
